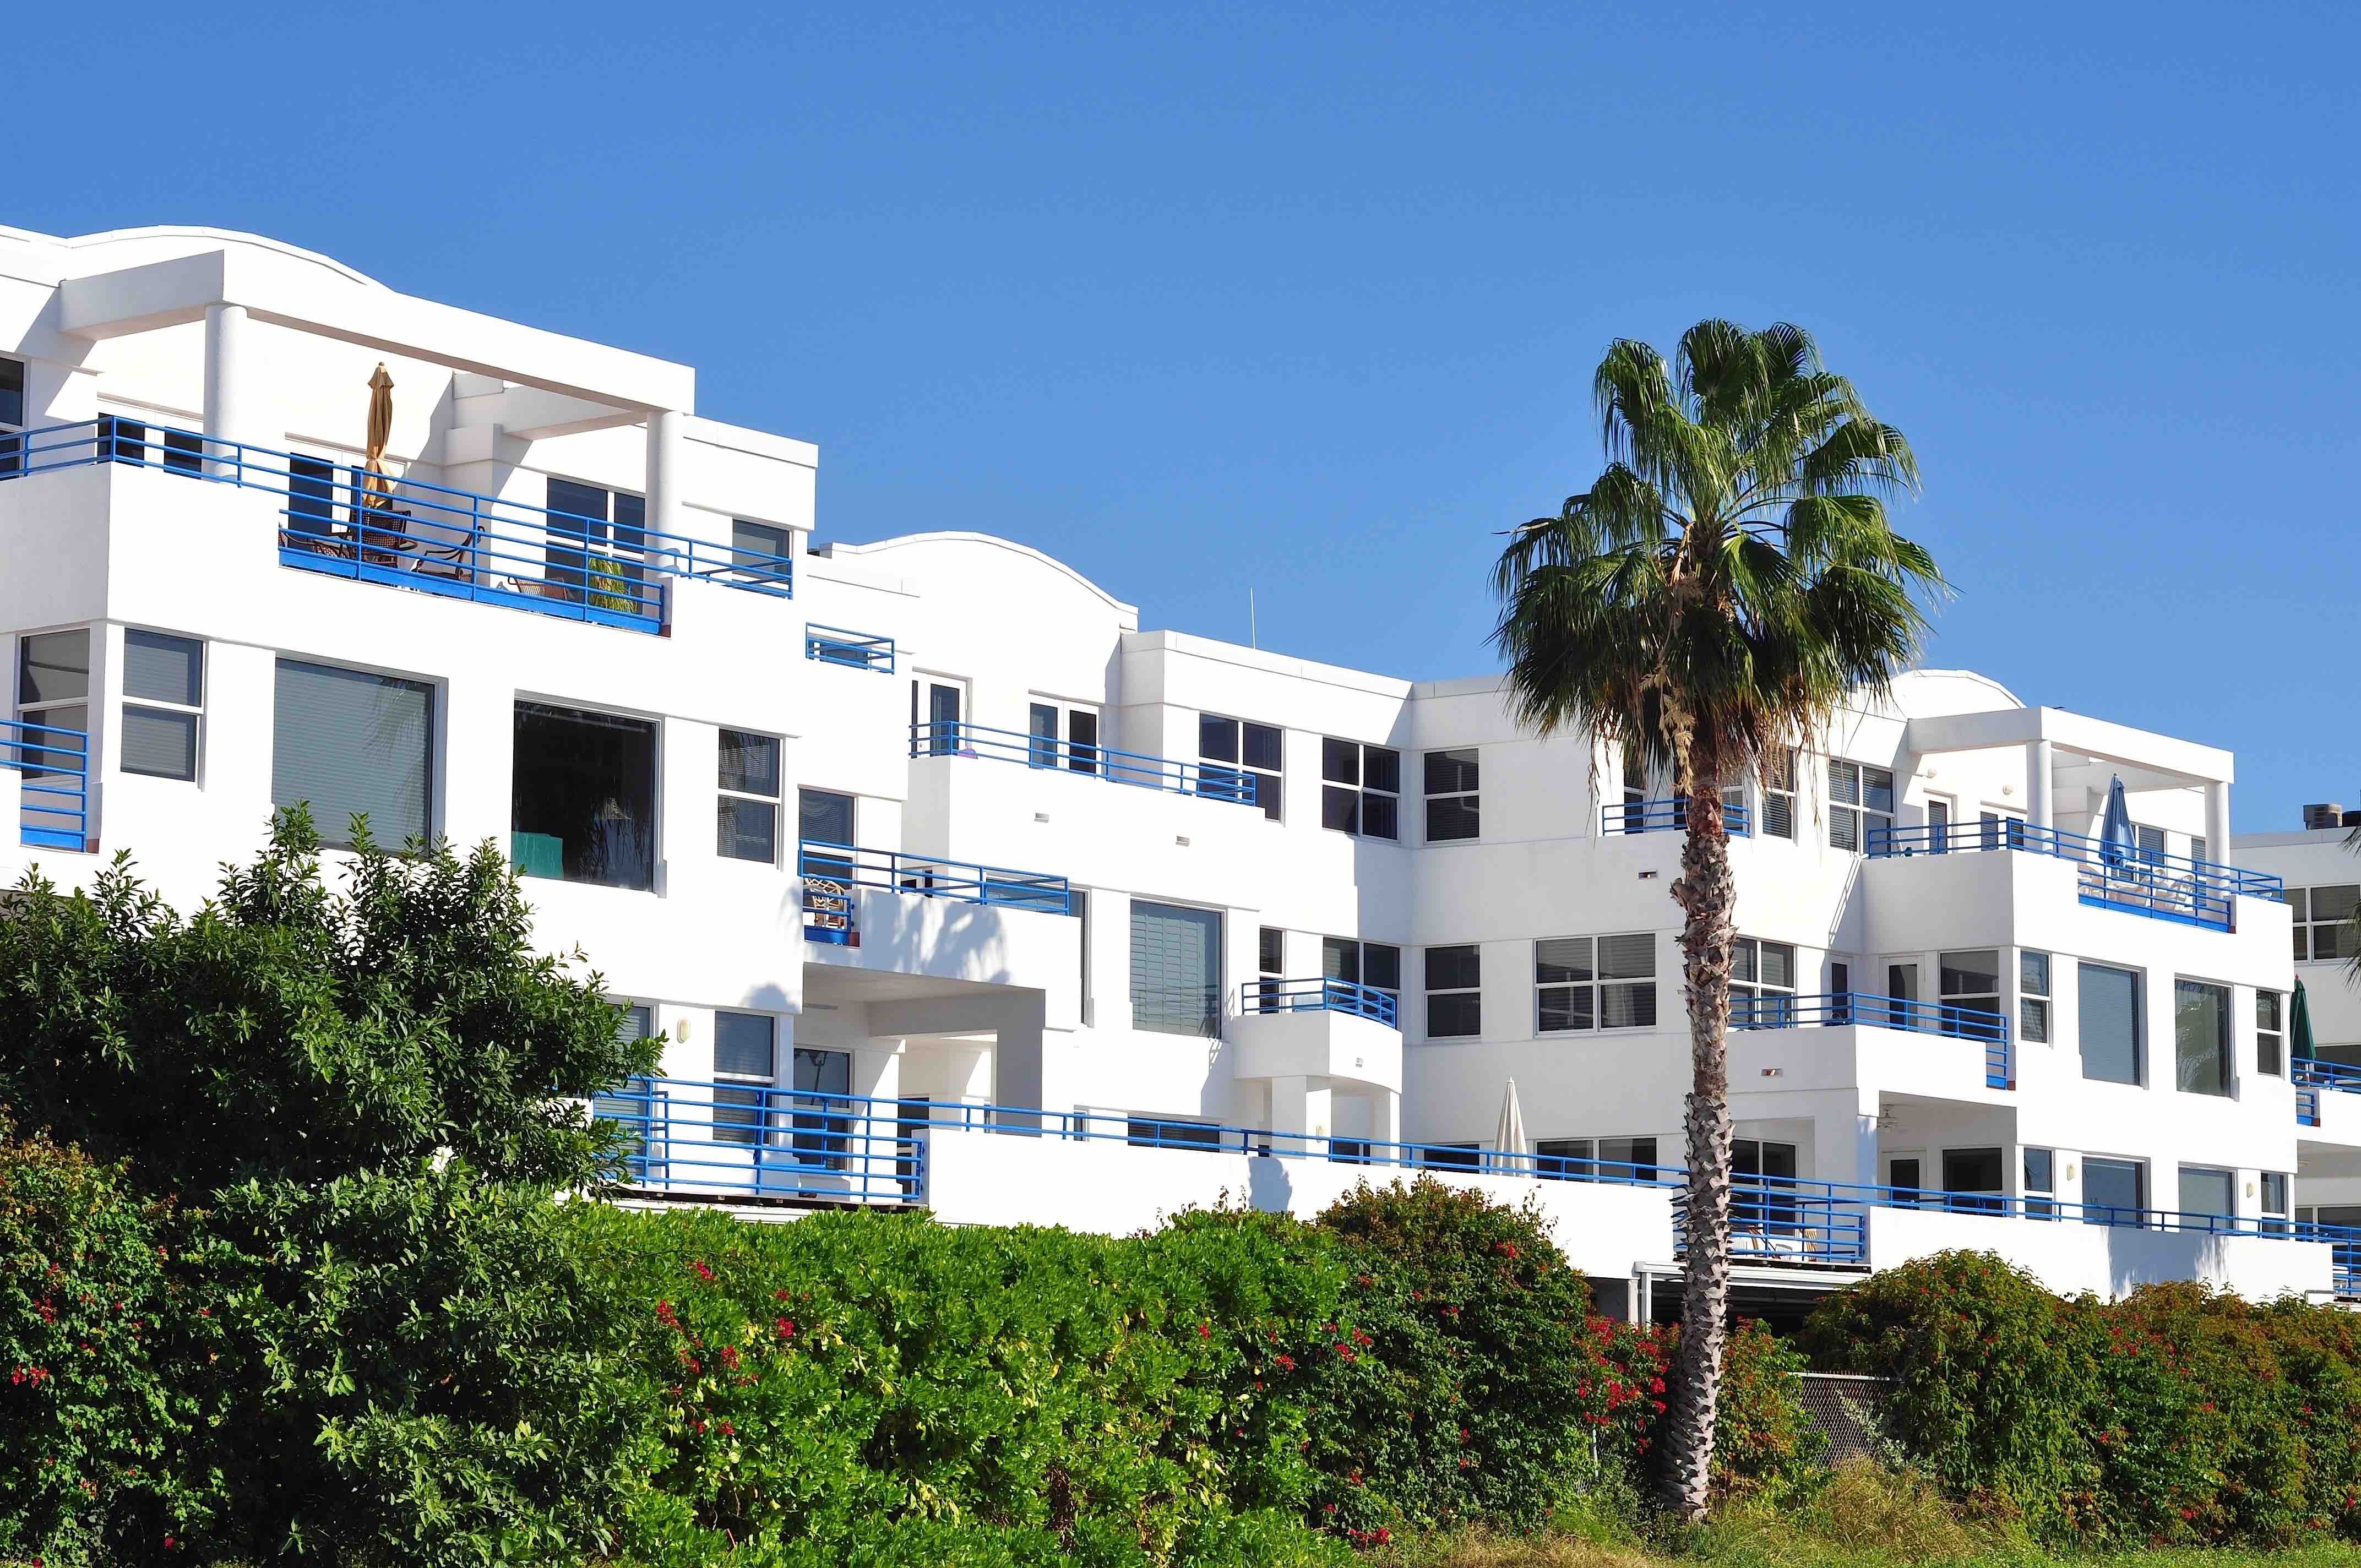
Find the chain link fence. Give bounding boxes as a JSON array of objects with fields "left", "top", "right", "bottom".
[{"left": 1789, "top": 1371, "right": 1895, "bottom": 1463}]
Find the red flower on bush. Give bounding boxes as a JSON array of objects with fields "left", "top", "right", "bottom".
[
  {"left": 775, "top": 1317, "right": 797, "bottom": 1340},
  {"left": 1198, "top": 1322, "right": 1211, "bottom": 1338},
  {"left": 688, "top": 1259, "right": 714, "bottom": 1282},
  {"left": 1275, "top": 1353, "right": 1296, "bottom": 1371}
]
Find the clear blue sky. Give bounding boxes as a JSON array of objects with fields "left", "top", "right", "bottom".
[{"left": 13, "top": 3, "right": 2357, "bottom": 830}]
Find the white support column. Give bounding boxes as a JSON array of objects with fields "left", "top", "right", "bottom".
[
  {"left": 1371, "top": 1088, "right": 1401, "bottom": 1149},
  {"left": 2026, "top": 738, "right": 2054, "bottom": 831},
  {"left": 2205, "top": 781, "right": 2231, "bottom": 859},
  {"left": 202, "top": 303, "right": 251, "bottom": 477},
  {"left": 1269, "top": 1076, "right": 1334, "bottom": 1148},
  {"left": 645, "top": 409, "right": 684, "bottom": 537}
]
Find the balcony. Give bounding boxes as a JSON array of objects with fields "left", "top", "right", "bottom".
[
  {"left": 1869, "top": 820, "right": 2280, "bottom": 932},
  {"left": 910, "top": 720, "right": 1258, "bottom": 805},
  {"left": 804, "top": 624, "right": 895, "bottom": 672},
  {"left": 797, "top": 839, "right": 1073, "bottom": 914},
  {"left": 1600, "top": 798, "right": 1750, "bottom": 836},
  {"left": 1234, "top": 979, "right": 1403, "bottom": 1093},
  {"left": 1734, "top": 990, "right": 2012, "bottom": 1089},
  {"left": 1, "top": 420, "right": 793, "bottom": 635},
  {"left": 0, "top": 719, "right": 91, "bottom": 851},
  {"left": 2295, "top": 1057, "right": 2361, "bottom": 1130},
  {"left": 595, "top": 1077, "right": 922, "bottom": 1205}
]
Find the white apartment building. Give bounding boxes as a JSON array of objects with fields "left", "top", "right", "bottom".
[{"left": 3, "top": 222, "right": 2357, "bottom": 1317}]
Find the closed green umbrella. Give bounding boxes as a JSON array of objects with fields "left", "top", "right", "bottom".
[{"left": 2293, "top": 978, "right": 2317, "bottom": 1060}]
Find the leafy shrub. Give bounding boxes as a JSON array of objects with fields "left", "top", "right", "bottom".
[
  {"left": 0, "top": 1128, "right": 227, "bottom": 1563},
  {"left": 1309, "top": 1179, "right": 1668, "bottom": 1537},
  {"left": 1801, "top": 1248, "right": 2361, "bottom": 1547},
  {"left": 1653, "top": 1317, "right": 1825, "bottom": 1506}
]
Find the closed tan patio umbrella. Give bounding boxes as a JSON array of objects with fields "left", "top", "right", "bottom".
[{"left": 356, "top": 363, "right": 398, "bottom": 556}]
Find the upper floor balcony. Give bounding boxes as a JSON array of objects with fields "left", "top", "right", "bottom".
[
  {"left": 1869, "top": 819, "right": 2281, "bottom": 933},
  {"left": 1600, "top": 797, "right": 1750, "bottom": 836},
  {"left": 1734, "top": 989, "right": 2013, "bottom": 1090},
  {"left": 1, "top": 420, "right": 793, "bottom": 636},
  {"left": 910, "top": 719, "right": 1258, "bottom": 805}
]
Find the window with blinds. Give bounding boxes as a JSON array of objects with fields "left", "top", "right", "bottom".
[
  {"left": 1760, "top": 749, "right": 1797, "bottom": 839},
  {"left": 1130, "top": 900, "right": 1223, "bottom": 1037},
  {"left": 1424, "top": 749, "right": 1479, "bottom": 842},
  {"left": 1535, "top": 933, "right": 1656, "bottom": 1032},
  {"left": 272, "top": 658, "right": 436, "bottom": 847},
  {"left": 2079, "top": 962, "right": 2143, "bottom": 1085},
  {"left": 121, "top": 630, "right": 204, "bottom": 782}
]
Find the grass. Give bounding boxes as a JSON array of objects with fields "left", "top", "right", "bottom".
[{"left": 1366, "top": 1464, "right": 2361, "bottom": 1568}]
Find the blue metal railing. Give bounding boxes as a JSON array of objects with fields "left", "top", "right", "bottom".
[
  {"left": 1601, "top": 798, "right": 1750, "bottom": 837},
  {"left": 1246, "top": 977, "right": 1400, "bottom": 1027},
  {"left": 1867, "top": 820, "right": 2281, "bottom": 932},
  {"left": 0, "top": 419, "right": 794, "bottom": 634},
  {"left": 591, "top": 1079, "right": 923, "bottom": 1204},
  {"left": 0, "top": 718, "right": 91, "bottom": 851},
  {"left": 2295, "top": 1058, "right": 2361, "bottom": 1095},
  {"left": 797, "top": 839, "right": 1073, "bottom": 914},
  {"left": 2298, "top": 1085, "right": 2323, "bottom": 1129},
  {"left": 909, "top": 720, "right": 1258, "bottom": 805},
  {"left": 805, "top": 624, "right": 894, "bottom": 672},
  {"left": 587, "top": 1081, "right": 2361, "bottom": 1285},
  {"left": 1734, "top": 991, "right": 2012, "bottom": 1088}
]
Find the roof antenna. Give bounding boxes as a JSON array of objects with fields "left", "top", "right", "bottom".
[{"left": 1249, "top": 587, "right": 1258, "bottom": 650}]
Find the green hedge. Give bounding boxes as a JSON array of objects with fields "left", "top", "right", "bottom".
[{"left": 1802, "top": 1249, "right": 2361, "bottom": 1547}]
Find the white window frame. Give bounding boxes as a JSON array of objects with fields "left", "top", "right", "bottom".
[
  {"left": 1199, "top": 713, "right": 1282, "bottom": 821},
  {"left": 2293, "top": 885, "right": 2358, "bottom": 964},
  {"left": 1732, "top": 937, "right": 1797, "bottom": 1025},
  {"left": 1760, "top": 748, "right": 1796, "bottom": 840},
  {"left": 1535, "top": 933, "right": 1657, "bottom": 1033},
  {"left": 711, "top": 1010, "right": 779, "bottom": 1147},
  {"left": 1424, "top": 944, "right": 1482, "bottom": 1039},
  {"left": 118, "top": 628, "right": 205, "bottom": 785},
  {"left": 1827, "top": 759, "right": 1895, "bottom": 853},
  {"left": 2020, "top": 950, "right": 2052, "bottom": 1044},
  {"left": 1323, "top": 935, "right": 1402, "bottom": 1001},
  {"left": 716, "top": 727, "right": 782, "bottom": 865},
  {"left": 1027, "top": 695, "right": 1102, "bottom": 773},
  {"left": 1424, "top": 748, "right": 1481, "bottom": 843},
  {"left": 2257, "top": 989, "right": 2285, "bottom": 1077},
  {"left": 1321, "top": 737, "right": 1401, "bottom": 840}
]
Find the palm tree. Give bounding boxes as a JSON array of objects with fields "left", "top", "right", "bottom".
[{"left": 1492, "top": 321, "right": 1943, "bottom": 1521}]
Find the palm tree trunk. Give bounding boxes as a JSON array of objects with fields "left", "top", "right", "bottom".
[{"left": 1660, "top": 787, "right": 1736, "bottom": 1522}]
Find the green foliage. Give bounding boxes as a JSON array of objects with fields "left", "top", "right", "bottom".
[
  {"left": 1658, "top": 1319, "right": 1826, "bottom": 1506},
  {"left": 0, "top": 808, "right": 657, "bottom": 1196},
  {"left": 0, "top": 1127, "right": 228, "bottom": 1563},
  {"left": 1802, "top": 1249, "right": 2361, "bottom": 1547},
  {"left": 1308, "top": 1179, "right": 1667, "bottom": 1537}
]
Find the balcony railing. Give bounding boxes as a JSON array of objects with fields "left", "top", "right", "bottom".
[
  {"left": 592, "top": 1078, "right": 922, "bottom": 1205},
  {"left": 1601, "top": 797, "right": 1750, "bottom": 836},
  {"left": 2295, "top": 1059, "right": 2361, "bottom": 1126},
  {"left": 910, "top": 720, "right": 1258, "bottom": 805},
  {"left": 804, "top": 624, "right": 894, "bottom": 672},
  {"left": 588, "top": 1082, "right": 2361, "bottom": 1285},
  {"left": 797, "top": 839, "right": 1073, "bottom": 914},
  {"left": 0, "top": 718, "right": 91, "bottom": 851},
  {"left": 1867, "top": 820, "right": 2281, "bottom": 932},
  {"left": 1733, "top": 990, "right": 2012, "bottom": 1089},
  {"left": 1245, "top": 977, "right": 1400, "bottom": 1027},
  {"left": 0, "top": 419, "right": 793, "bottom": 635}
]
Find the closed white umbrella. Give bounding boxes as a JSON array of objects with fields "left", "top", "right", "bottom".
[{"left": 1494, "top": 1077, "right": 1528, "bottom": 1169}]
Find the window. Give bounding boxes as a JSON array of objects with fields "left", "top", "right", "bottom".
[
  {"left": 544, "top": 477, "right": 646, "bottom": 602},
  {"left": 1537, "top": 1135, "right": 1658, "bottom": 1182},
  {"left": 1760, "top": 749, "right": 1796, "bottom": 840},
  {"left": 2083, "top": 1156, "right": 2145, "bottom": 1223},
  {"left": 1535, "top": 933, "right": 1657, "bottom": 1032},
  {"left": 2020, "top": 951, "right": 2052, "bottom": 1044},
  {"left": 1732, "top": 938, "right": 1796, "bottom": 1026},
  {"left": 2079, "top": 962, "right": 2143, "bottom": 1085},
  {"left": 2135, "top": 824, "right": 2166, "bottom": 866},
  {"left": 2191, "top": 835, "right": 2209, "bottom": 865},
  {"left": 2174, "top": 978, "right": 2233, "bottom": 1097},
  {"left": 1420, "top": 1143, "right": 1482, "bottom": 1171},
  {"left": 15, "top": 628, "right": 89, "bottom": 777},
  {"left": 1323, "top": 937, "right": 1401, "bottom": 1001},
  {"left": 731, "top": 518, "right": 792, "bottom": 577},
  {"left": 2259, "top": 991, "right": 2285, "bottom": 1076},
  {"left": 1827, "top": 759, "right": 1894, "bottom": 852},
  {"left": 1939, "top": 950, "right": 2004, "bottom": 1038},
  {"left": 1321, "top": 738, "right": 1401, "bottom": 840},
  {"left": 1255, "top": 926, "right": 1285, "bottom": 1011},
  {"left": 1199, "top": 715, "right": 1282, "bottom": 819},
  {"left": 1074, "top": 890, "right": 1093, "bottom": 1025},
  {"left": 1131, "top": 901, "right": 1223, "bottom": 1037},
  {"left": 1028, "top": 699, "right": 1100, "bottom": 774},
  {"left": 1925, "top": 795, "right": 1952, "bottom": 851},
  {"left": 716, "top": 729, "right": 780, "bottom": 863},
  {"left": 1887, "top": 1155, "right": 1925, "bottom": 1198},
  {"left": 2293, "top": 886, "right": 2358, "bottom": 962},
  {"left": 1128, "top": 1117, "right": 1223, "bottom": 1150},
  {"left": 1979, "top": 809, "right": 2025, "bottom": 850},
  {"left": 2024, "top": 1147, "right": 2056, "bottom": 1219},
  {"left": 2262, "top": 1171, "right": 2291, "bottom": 1235},
  {"left": 1942, "top": 1147, "right": 2005, "bottom": 1212},
  {"left": 2177, "top": 1166, "right": 2234, "bottom": 1224},
  {"left": 1426, "top": 945, "right": 1481, "bottom": 1038},
  {"left": 788, "top": 1046, "right": 853, "bottom": 1163},
  {"left": 711, "top": 1011, "right": 776, "bottom": 1146},
  {"left": 118, "top": 630, "right": 204, "bottom": 782},
  {"left": 510, "top": 701, "right": 657, "bottom": 889},
  {"left": 798, "top": 788, "right": 855, "bottom": 880},
  {"left": 273, "top": 658, "right": 436, "bottom": 847},
  {"left": 1424, "top": 749, "right": 1480, "bottom": 842},
  {"left": 591, "top": 1003, "right": 659, "bottom": 1175},
  {"left": 287, "top": 454, "right": 340, "bottom": 537},
  {"left": 0, "top": 357, "right": 23, "bottom": 476}
]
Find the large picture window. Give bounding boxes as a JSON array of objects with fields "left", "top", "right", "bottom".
[
  {"left": 1827, "top": 759, "right": 1894, "bottom": 852},
  {"left": 1321, "top": 739, "right": 1400, "bottom": 839},
  {"left": 1200, "top": 715, "right": 1282, "bottom": 820},
  {"left": 2079, "top": 962, "right": 2143, "bottom": 1085},
  {"left": 1131, "top": 900, "right": 1223, "bottom": 1037},
  {"left": 273, "top": 658, "right": 436, "bottom": 847},
  {"left": 511, "top": 701, "right": 657, "bottom": 889},
  {"left": 2174, "top": 978, "right": 2232, "bottom": 1097}
]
